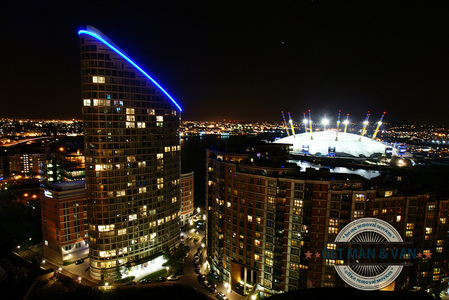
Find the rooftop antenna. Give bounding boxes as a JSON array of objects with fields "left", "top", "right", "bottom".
[
  {"left": 372, "top": 112, "right": 386, "bottom": 140},
  {"left": 281, "top": 111, "right": 290, "bottom": 136}
]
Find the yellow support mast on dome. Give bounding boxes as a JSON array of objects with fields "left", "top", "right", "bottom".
[
  {"left": 281, "top": 111, "right": 290, "bottom": 136},
  {"left": 303, "top": 113, "right": 308, "bottom": 132},
  {"left": 359, "top": 111, "right": 370, "bottom": 141},
  {"left": 288, "top": 112, "right": 296, "bottom": 138},
  {"left": 308, "top": 110, "right": 313, "bottom": 140},
  {"left": 343, "top": 114, "right": 349, "bottom": 133},
  {"left": 372, "top": 112, "right": 386, "bottom": 140},
  {"left": 335, "top": 110, "right": 341, "bottom": 141}
]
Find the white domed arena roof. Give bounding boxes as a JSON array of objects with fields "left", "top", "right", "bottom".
[{"left": 274, "top": 131, "right": 396, "bottom": 157}]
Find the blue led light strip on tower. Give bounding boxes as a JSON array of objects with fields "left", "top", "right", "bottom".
[{"left": 78, "top": 29, "right": 182, "bottom": 112}]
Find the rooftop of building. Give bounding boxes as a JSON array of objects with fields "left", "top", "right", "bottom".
[{"left": 47, "top": 180, "right": 85, "bottom": 191}]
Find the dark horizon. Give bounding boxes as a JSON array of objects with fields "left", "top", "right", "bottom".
[{"left": 2, "top": 1, "right": 449, "bottom": 125}]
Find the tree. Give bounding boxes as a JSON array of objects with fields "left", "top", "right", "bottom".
[{"left": 115, "top": 266, "right": 122, "bottom": 281}]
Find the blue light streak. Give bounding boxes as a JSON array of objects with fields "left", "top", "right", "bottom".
[{"left": 78, "top": 29, "right": 182, "bottom": 112}]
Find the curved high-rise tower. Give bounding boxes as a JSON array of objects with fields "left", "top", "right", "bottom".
[{"left": 79, "top": 26, "right": 182, "bottom": 280}]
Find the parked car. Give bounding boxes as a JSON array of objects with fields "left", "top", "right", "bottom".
[
  {"left": 140, "top": 278, "right": 151, "bottom": 284},
  {"left": 156, "top": 276, "right": 166, "bottom": 282},
  {"left": 125, "top": 280, "right": 136, "bottom": 285},
  {"left": 208, "top": 285, "right": 218, "bottom": 294},
  {"left": 75, "top": 259, "right": 84, "bottom": 265},
  {"left": 203, "top": 280, "right": 210, "bottom": 288},
  {"left": 167, "top": 276, "right": 180, "bottom": 281},
  {"left": 197, "top": 274, "right": 205, "bottom": 282},
  {"left": 217, "top": 292, "right": 227, "bottom": 300},
  {"left": 194, "top": 267, "right": 200, "bottom": 274}
]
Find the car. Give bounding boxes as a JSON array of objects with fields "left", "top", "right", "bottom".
[
  {"left": 208, "top": 285, "right": 218, "bottom": 294},
  {"left": 125, "top": 280, "right": 136, "bottom": 285},
  {"left": 75, "top": 259, "right": 84, "bottom": 265},
  {"left": 194, "top": 267, "right": 200, "bottom": 274},
  {"left": 156, "top": 276, "right": 166, "bottom": 282},
  {"left": 140, "top": 278, "right": 151, "bottom": 284},
  {"left": 197, "top": 274, "right": 205, "bottom": 282},
  {"left": 181, "top": 235, "right": 184, "bottom": 239},
  {"left": 217, "top": 292, "right": 227, "bottom": 300},
  {"left": 203, "top": 280, "right": 210, "bottom": 287},
  {"left": 167, "top": 276, "right": 180, "bottom": 281}
]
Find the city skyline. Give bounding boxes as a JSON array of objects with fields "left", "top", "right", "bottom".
[{"left": 2, "top": 1, "right": 449, "bottom": 124}]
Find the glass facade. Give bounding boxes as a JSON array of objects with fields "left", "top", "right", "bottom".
[{"left": 79, "top": 26, "right": 181, "bottom": 280}]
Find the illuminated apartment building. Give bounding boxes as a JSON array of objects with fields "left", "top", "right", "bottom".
[
  {"left": 40, "top": 181, "right": 88, "bottom": 264},
  {"left": 8, "top": 152, "right": 44, "bottom": 176},
  {"left": 180, "top": 172, "right": 195, "bottom": 226},
  {"left": 206, "top": 144, "right": 449, "bottom": 297},
  {"left": 79, "top": 26, "right": 182, "bottom": 280}
]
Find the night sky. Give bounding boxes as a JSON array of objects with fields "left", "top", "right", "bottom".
[{"left": 2, "top": 1, "right": 449, "bottom": 124}]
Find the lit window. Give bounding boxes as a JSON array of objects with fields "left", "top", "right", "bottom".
[
  {"left": 426, "top": 227, "right": 433, "bottom": 234},
  {"left": 129, "top": 214, "right": 137, "bottom": 221},
  {"left": 328, "top": 227, "right": 338, "bottom": 234},
  {"left": 98, "top": 225, "right": 114, "bottom": 232},
  {"left": 92, "top": 76, "right": 105, "bottom": 83},
  {"left": 156, "top": 116, "right": 163, "bottom": 122},
  {"left": 406, "top": 223, "right": 414, "bottom": 230},
  {"left": 325, "top": 259, "right": 335, "bottom": 266},
  {"left": 354, "top": 211, "right": 364, "bottom": 218},
  {"left": 83, "top": 99, "right": 91, "bottom": 106}
]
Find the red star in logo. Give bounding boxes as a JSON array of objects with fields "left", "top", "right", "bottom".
[
  {"left": 315, "top": 251, "right": 321, "bottom": 258},
  {"left": 304, "top": 250, "right": 313, "bottom": 259},
  {"left": 417, "top": 252, "right": 422, "bottom": 258},
  {"left": 425, "top": 251, "right": 433, "bottom": 258}
]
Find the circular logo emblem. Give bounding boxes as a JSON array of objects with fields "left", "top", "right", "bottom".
[{"left": 334, "top": 218, "right": 404, "bottom": 291}]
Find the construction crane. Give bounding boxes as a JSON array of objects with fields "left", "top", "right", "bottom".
[
  {"left": 372, "top": 112, "right": 386, "bottom": 140},
  {"left": 335, "top": 110, "right": 341, "bottom": 141},
  {"left": 281, "top": 111, "right": 290, "bottom": 136},
  {"left": 343, "top": 114, "right": 349, "bottom": 133},
  {"left": 359, "top": 111, "right": 370, "bottom": 141},
  {"left": 288, "top": 112, "right": 296, "bottom": 137},
  {"left": 303, "top": 113, "right": 308, "bottom": 132},
  {"left": 308, "top": 110, "right": 313, "bottom": 140}
]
